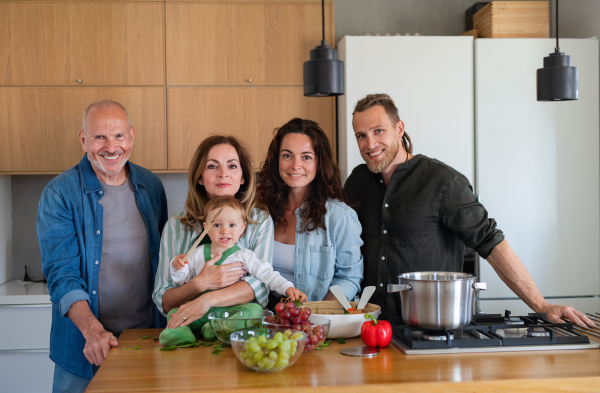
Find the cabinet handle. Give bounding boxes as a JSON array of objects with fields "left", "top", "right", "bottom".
[
  {"left": 246, "top": 79, "right": 252, "bottom": 83},
  {"left": 76, "top": 79, "right": 82, "bottom": 83}
]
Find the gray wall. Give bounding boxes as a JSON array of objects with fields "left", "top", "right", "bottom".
[
  {"left": 334, "top": 0, "right": 485, "bottom": 43},
  {"left": 11, "top": 0, "right": 600, "bottom": 281},
  {"left": 558, "top": 0, "right": 600, "bottom": 39},
  {"left": 11, "top": 173, "right": 188, "bottom": 281}
]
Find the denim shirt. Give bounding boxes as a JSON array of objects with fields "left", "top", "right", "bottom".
[
  {"left": 292, "top": 199, "right": 364, "bottom": 301},
  {"left": 36, "top": 155, "right": 168, "bottom": 379}
]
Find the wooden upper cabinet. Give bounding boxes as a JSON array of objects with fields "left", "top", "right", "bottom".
[
  {"left": 0, "top": 2, "right": 165, "bottom": 86},
  {"left": 0, "top": 87, "right": 167, "bottom": 173},
  {"left": 166, "top": 1, "right": 334, "bottom": 85},
  {"left": 167, "top": 86, "right": 335, "bottom": 170}
]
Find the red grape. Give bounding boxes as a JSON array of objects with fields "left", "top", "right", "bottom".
[
  {"left": 290, "top": 316, "right": 301, "bottom": 325},
  {"left": 301, "top": 320, "right": 311, "bottom": 326},
  {"left": 280, "top": 319, "right": 290, "bottom": 326},
  {"left": 289, "top": 307, "right": 300, "bottom": 317},
  {"left": 309, "top": 334, "right": 319, "bottom": 345},
  {"left": 286, "top": 302, "right": 296, "bottom": 310},
  {"left": 264, "top": 316, "right": 276, "bottom": 323},
  {"left": 292, "top": 324, "right": 302, "bottom": 331},
  {"left": 299, "top": 311, "right": 309, "bottom": 321},
  {"left": 275, "top": 303, "right": 285, "bottom": 313},
  {"left": 300, "top": 307, "right": 312, "bottom": 317},
  {"left": 316, "top": 333, "right": 324, "bottom": 341},
  {"left": 280, "top": 310, "right": 290, "bottom": 320}
]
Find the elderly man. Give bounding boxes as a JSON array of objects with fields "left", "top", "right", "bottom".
[
  {"left": 344, "top": 93, "right": 595, "bottom": 327},
  {"left": 37, "top": 100, "right": 168, "bottom": 393}
]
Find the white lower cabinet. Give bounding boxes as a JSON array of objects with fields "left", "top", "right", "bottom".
[
  {"left": 0, "top": 350, "right": 54, "bottom": 393},
  {"left": 0, "top": 304, "right": 53, "bottom": 393}
]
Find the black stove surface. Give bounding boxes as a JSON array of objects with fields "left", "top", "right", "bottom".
[{"left": 391, "top": 311, "right": 591, "bottom": 350}]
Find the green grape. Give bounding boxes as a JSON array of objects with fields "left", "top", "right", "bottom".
[
  {"left": 269, "top": 351, "right": 278, "bottom": 360},
  {"left": 291, "top": 332, "right": 304, "bottom": 340},
  {"left": 276, "top": 359, "right": 289, "bottom": 368},
  {"left": 278, "top": 340, "right": 291, "bottom": 351},
  {"left": 248, "top": 343, "right": 261, "bottom": 352},
  {"left": 290, "top": 341, "right": 298, "bottom": 349},
  {"left": 253, "top": 351, "right": 264, "bottom": 361},
  {"left": 245, "top": 358, "right": 255, "bottom": 367},
  {"left": 262, "top": 358, "right": 275, "bottom": 369},
  {"left": 258, "top": 335, "right": 268, "bottom": 343},
  {"left": 273, "top": 332, "right": 284, "bottom": 342},
  {"left": 267, "top": 340, "right": 279, "bottom": 350},
  {"left": 278, "top": 351, "right": 290, "bottom": 360}
]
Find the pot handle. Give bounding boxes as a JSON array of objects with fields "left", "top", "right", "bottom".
[
  {"left": 387, "top": 284, "right": 412, "bottom": 293},
  {"left": 472, "top": 282, "right": 487, "bottom": 291}
]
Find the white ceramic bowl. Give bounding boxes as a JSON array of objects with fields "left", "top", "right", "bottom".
[{"left": 304, "top": 301, "right": 382, "bottom": 338}]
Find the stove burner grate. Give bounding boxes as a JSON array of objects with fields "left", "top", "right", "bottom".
[
  {"left": 390, "top": 311, "right": 591, "bottom": 350},
  {"left": 423, "top": 331, "right": 454, "bottom": 341},
  {"left": 526, "top": 327, "right": 551, "bottom": 337},
  {"left": 504, "top": 317, "right": 525, "bottom": 326}
]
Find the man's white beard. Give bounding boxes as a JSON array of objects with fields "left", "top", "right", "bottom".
[
  {"left": 88, "top": 151, "right": 130, "bottom": 175},
  {"left": 362, "top": 138, "right": 400, "bottom": 174}
]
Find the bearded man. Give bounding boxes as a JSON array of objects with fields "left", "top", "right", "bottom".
[
  {"left": 37, "top": 100, "right": 168, "bottom": 393},
  {"left": 343, "top": 93, "right": 594, "bottom": 327}
]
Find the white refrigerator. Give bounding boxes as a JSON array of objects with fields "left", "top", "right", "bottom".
[{"left": 475, "top": 38, "right": 600, "bottom": 315}]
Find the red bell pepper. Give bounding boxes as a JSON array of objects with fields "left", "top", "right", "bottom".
[{"left": 361, "top": 314, "right": 392, "bottom": 348}]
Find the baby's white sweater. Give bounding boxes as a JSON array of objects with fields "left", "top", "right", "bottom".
[{"left": 170, "top": 247, "right": 293, "bottom": 296}]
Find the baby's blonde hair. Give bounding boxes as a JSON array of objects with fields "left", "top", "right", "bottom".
[{"left": 204, "top": 196, "right": 247, "bottom": 223}]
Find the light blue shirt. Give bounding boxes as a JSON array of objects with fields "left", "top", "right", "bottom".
[{"left": 289, "top": 199, "right": 364, "bottom": 301}]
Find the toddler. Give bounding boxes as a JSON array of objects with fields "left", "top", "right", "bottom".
[
  {"left": 160, "top": 196, "right": 306, "bottom": 346},
  {"left": 171, "top": 196, "right": 306, "bottom": 301}
]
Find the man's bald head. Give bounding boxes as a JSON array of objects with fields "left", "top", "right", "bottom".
[{"left": 82, "top": 100, "right": 131, "bottom": 134}]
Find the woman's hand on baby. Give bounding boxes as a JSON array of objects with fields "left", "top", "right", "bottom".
[
  {"left": 191, "top": 252, "right": 247, "bottom": 292},
  {"left": 166, "top": 294, "right": 214, "bottom": 329},
  {"left": 286, "top": 287, "right": 307, "bottom": 302},
  {"left": 172, "top": 254, "right": 188, "bottom": 270}
]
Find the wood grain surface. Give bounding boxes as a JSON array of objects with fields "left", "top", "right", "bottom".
[
  {"left": 0, "top": 2, "right": 165, "bottom": 86},
  {"left": 85, "top": 328, "right": 600, "bottom": 393},
  {"left": 166, "top": 2, "right": 333, "bottom": 85},
  {"left": 166, "top": 86, "right": 335, "bottom": 170},
  {"left": 0, "top": 87, "right": 167, "bottom": 172}
]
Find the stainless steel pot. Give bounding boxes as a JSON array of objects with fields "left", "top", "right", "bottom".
[{"left": 387, "top": 272, "right": 487, "bottom": 330}]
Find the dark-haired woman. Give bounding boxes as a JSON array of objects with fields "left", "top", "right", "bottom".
[{"left": 257, "top": 118, "right": 363, "bottom": 305}]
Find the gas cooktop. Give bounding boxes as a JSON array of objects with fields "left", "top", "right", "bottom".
[{"left": 391, "top": 311, "right": 600, "bottom": 354}]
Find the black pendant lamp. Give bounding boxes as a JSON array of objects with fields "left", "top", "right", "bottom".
[
  {"left": 537, "top": 0, "right": 578, "bottom": 101},
  {"left": 303, "top": 0, "right": 344, "bottom": 97}
]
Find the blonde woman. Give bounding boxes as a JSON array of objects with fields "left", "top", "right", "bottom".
[{"left": 152, "top": 136, "right": 274, "bottom": 328}]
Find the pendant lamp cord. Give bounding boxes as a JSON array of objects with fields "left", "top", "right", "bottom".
[
  {"left": 555, "top": 0, "right": 560, "bottom": 53},
  {"left": 321, "top": 0, "right": 326, "bottom": 45}
]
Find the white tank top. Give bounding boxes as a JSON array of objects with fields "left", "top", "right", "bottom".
[{"left": 273, "top": 241, "right": 295, "bottom": 284}]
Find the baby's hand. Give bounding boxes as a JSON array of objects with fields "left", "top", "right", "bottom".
[
  {"left": 286, "top": 287, "right": 307, "bottom": 303},
  {"left": 172, "top": 254, "right": 188, "bottom": 271}
]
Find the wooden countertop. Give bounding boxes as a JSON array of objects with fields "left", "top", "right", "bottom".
[{"left": 86, "top": 328, "right": 600, "bottom": 393}]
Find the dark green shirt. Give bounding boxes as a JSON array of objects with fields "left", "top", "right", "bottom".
[{"left": 343, "top": 155, "right": 504, "bottom": 319}]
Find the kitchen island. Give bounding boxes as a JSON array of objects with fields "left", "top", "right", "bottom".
[{"left": 85, "top": 328, "right": 600, "bottom": 392}]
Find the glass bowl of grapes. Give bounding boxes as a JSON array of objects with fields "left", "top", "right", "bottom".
[
  {"left": 230, "top": 328, "right": 307, "bottom": 372},
  {"left": 208, "top": 309, "right": 274, "bottom": 344},
  {"left": 262, "top": 301, "right": 330, "bottom": 352}
]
